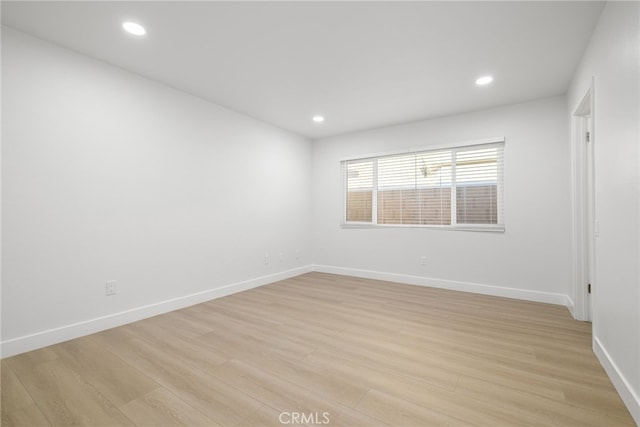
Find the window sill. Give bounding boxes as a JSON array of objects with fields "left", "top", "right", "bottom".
[{"left": 340, "top": 223, "right": 505, "bottom": 233}]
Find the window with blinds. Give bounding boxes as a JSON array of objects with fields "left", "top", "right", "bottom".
[{"left": 341, "top": 140, "right": 505, "bottom": 231}]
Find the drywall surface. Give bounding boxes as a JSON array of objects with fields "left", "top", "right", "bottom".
[
  {"left": 311, "top": 96, "right": 572, "bottom": 303},
  {"left": 568, "top": 2, "right": 640, "bottom": 422},
  {"left": 1, "top": 27, "right": 312, "bottom": 354}
]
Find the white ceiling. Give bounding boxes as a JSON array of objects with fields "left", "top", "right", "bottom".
[{"left": 1, "top": 1, "right": 604, "bottom": 139}]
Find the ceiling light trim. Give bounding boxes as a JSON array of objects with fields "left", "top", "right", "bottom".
[
  {"left": 476, "top": 75, "right": 494, "bottom": 86},
  {"left": 122, "top": 21, "right": 146, "bottom": 36}
]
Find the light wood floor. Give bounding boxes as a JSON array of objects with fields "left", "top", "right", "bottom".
[{"left": 1, "top": 272, "right": 634, "bottom": 426}]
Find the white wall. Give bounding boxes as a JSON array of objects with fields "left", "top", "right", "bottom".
[
  {"left": 1, "top": 27, "right": 312, "bottom": 356},
  {"left": 568, "top": 2, "right": 640, "bottom": 422},
  {"left": 311, "top": 96, "right": 573, "bottom": 304}
]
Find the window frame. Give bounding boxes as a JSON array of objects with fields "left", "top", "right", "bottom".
[{"left": 340, "top": 137, "right": 505, "bottom": 232}]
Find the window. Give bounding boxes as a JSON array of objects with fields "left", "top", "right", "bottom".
[{"left": 342, "top": 139, "right": 504, "bottom": 231}]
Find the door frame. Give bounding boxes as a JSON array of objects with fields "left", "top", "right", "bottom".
[{"left": 570, "top": 80, "right": 595, "bottom": 322}]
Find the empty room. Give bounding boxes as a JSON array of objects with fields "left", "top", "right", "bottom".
[{"left": 1, "top": 1, "right": 639, "bottom": 426}]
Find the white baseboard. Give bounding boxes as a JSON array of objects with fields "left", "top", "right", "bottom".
[
  {"left": 565, "top": 295, "right": 576, "bottom": 318},
  {"left": 593, "top": 336, "right": 640, "bottom": 425},
  {"left": 1, "top": 265, "right": 312, "bottom": 358},
  {"left": 312, "top": 264, "right": 570, "bottom": 306},
  {"left": 0, "top": 264, "right": 573, "bottom": 358}
]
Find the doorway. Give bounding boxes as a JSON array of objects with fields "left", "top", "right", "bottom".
[{"left": 571, "top": 84, "right": 595, "bottom": 322}]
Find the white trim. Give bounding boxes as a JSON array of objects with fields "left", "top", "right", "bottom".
[
  {"left": 339, "top": 136, "right": 505, "bottom": 162},
  {"left": 565, "top": 295, "right": 576, "bottom": 318},
  {"left": 340, "top": 222, "right": 505, "bottom": 232},
  {"left": 312, "top": 265, "right": 569, "bottom": 306},
  {"left": 1, "top": 266, "right": 312, "bottom": 358},
  {"left": 593, "top": 336, "right": 640, "bottom": 425},
  {"left": 570, "top": 80, "right": 595, "bottom": 322}
]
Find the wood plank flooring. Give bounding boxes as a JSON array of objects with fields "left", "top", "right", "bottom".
[{"left": 1, "top": 272, "right": 635, "bottom": 426}]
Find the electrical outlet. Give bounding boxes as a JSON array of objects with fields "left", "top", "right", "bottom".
[
  {"left": 279, "top": 252, "right": 284, "bottom": 262},
  {"left": 105, "top": 280, "right": 117, "bottom": 296},
  {"left": 420, "top": 256, "right": 427, "bottom": 266},
  {"left": 295, "top": 250, "right": 301, "bottom": 261},
  {"left": 264, "top": 253, "right": 270, "bottom": 265}
]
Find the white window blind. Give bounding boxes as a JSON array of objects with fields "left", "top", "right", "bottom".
[
  {"left": 345, "top": 160, "right": 373, "bottom": 223},
  {"left": 342, "top": 140, "right": 505, "bottom": 231}
]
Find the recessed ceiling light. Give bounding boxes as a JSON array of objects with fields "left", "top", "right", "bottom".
[
  {"left": 312, "top": 116, "right": 325, "bottom": 123},
  {"left": 122, "top": 22, "right": 146, "bottom": 36},
  {"left": 476, "top": 75, "right": 493, "bottom": 86}
]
